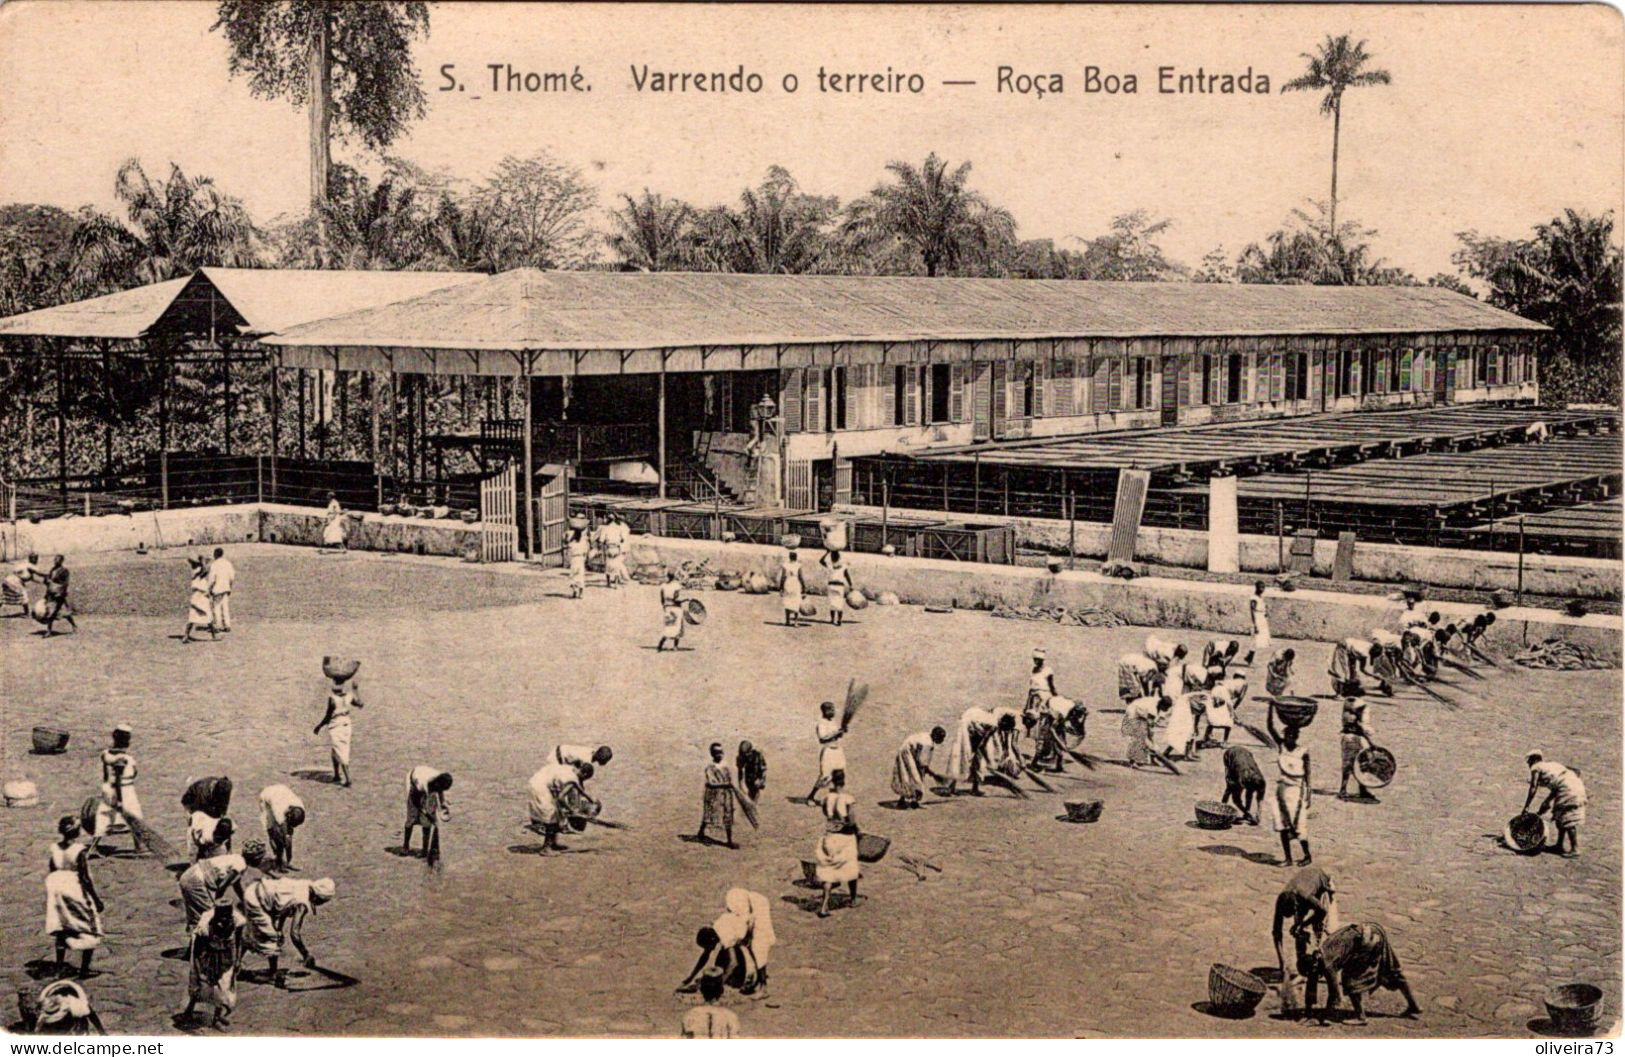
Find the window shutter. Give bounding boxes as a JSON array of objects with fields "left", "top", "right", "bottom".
[
  {"left": 1052, "top": 357, "right": 1074, "bottom": 417},
  {"left": 883, "top": 365, "right": 898, "bottom": 425},
  {"left": 992, "top": 361, "right": 1008, "bottom": 429},
  {"left": 950, "top": 363, "right": 965, "bottom": 422},
  {"left": 921, "top": 365, "right": 935, "bottom": 425},
  {"left": 845, "top": 365, "right": 858, "bottom": 429},
  {"left": 1399, "top": 349, "right": 1412, "bottom": 391},
  {"left": 1239, "top": 354, "right": 1251, "bottom": 403},
  {"left": 782, "top": 369, "right": 803, "bottom": 433},
  {"left": 1032, "top": 359, "right": 1047, "bottom": 417},
  {"left": 805, "top": 367, "right": 822, "bottom": 433},
  {"left": 1108, "top": 358, "right": 1123, "bottom": 411},
  {"left": 904, "top": 367, "right": 917, "bottom": 425},
  {"left": 720, "top": 374, "right": 734, "bottom": 430},
  {"left": 1090, "top": 358, "right": 1108, "bottom": 413}
]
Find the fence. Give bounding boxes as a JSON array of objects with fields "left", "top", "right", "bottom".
[{"left": 8, "top": 452, "right": 482, "bottom": 521}]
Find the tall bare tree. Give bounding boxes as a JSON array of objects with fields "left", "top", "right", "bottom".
[
  {"left": 213, "top": 2, "right": 431, "bottom": 228},
  {"left": 1283, "top": 34, "right": 1391, "bottom": 238}
]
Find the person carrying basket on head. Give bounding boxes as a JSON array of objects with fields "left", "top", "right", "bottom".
[{"left": 313, "top": 660, "right": 363, "bottom": 788}]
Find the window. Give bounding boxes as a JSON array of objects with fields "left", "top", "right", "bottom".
[
  {"left": 1337, "top": 349, "right": 1356, "bottom": 398},
  {"left": 827, "top": 366, "right": 846, "bottom": 431},
  {"left": 1226, "top": 354, "right": 1243, "bottom": 404},
  {"left": 892, "top": 365, "right": 907, "bottom": 426},
  {"left": 1294, "top": 353, "right": 1310, "bottom": 400},
  {"left": 929, "top": 359, "right": 949, "bottom": 422},
  {"left": 1019, "top": 362, "right": 1036, "bottom": 417},
  {"left": 1131, "top": 358, "right": 1153, "bottom": 410},
  {"left": 1399, "top": 349, "right": 1413, "bottom": 391}
]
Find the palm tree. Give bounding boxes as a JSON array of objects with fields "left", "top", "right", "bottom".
[
  {"left": 1283, "top": 34, "right": 1391, "bottom": 238},
  {"left": 68, "top": 159, "right": 259, "bottom": 290},
  {"left": 841, "top": 153, "right": 1016, "bottom": 277},
  {"left": 688, "top": 168, "right": 837, "bottom": 274},
  {"left": 607, "top": 190, "right": 696, "bottom": 271}
]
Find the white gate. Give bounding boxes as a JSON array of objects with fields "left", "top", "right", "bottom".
[{"left": 479, "top": 464, "right": 518, "bottom": 562}]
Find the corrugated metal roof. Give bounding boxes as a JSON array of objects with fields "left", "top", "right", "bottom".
[
  {"left": 0, "top": 268, "right": 484, "bottom": 341},
  {"left": 197, "top": 267, "right": 484, "bottom": 334},
  {"left": 0, "top": 277, "right": 191, "bottom": 339},
  {"left": 263, "top": 268, "right": 1546, "bottom": 353}
]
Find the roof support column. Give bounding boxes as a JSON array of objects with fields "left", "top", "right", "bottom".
[
  {"left": 522, "top": 358, "right": 535, "bottom": 560},
  {"left": 56, "top": 342, "right": 67, "bottom": 510},
  {"left": 223, "top": 346, "right": 232, "bottom": 456},
  {"left": 657, "top": 351, "right": 668, "bottom": 500},
  {"left": 269, "top": 352, "right": 280, "bottom": 499}
]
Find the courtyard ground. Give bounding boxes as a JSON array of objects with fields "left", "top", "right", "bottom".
[{"left": 0, "top": 544, "right": 1617, "bottom": 1038}]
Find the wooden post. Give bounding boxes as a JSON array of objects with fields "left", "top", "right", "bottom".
[
  {"left": 269, "top": 354, "right": 280, "bottom": 499},
  {"left": 657, "top": 366, "right": 668, "bottom": 499},
  {"left": 56, "top": 345, "right": 67, "bottom": 510},
  {"left": 881, "top": 480, "right": 889, "bottom": 550},
  {"left": 522, "top": 369, "right": 535, "bottom": 560},
  {"left": 102, "top": 347, "right": 112, "bottom": 477},
  {"left": 223, "top": 348, "right": 232, "bottom": 455},
  {"left": 1276, "top": 500, "right": 1285, "bottom": 572},
  {"left": 298, "top": 369, "right": 308, "bottom": 459},
  {"left": 973, "top": 452, "right": 981, "bottom": 515},
  {"left": 1067, "top": 490, "right": 1076, "bottom": 570},
  {"left": 160, "top": 450, "right": 169, "bottom": 510},
  {"left": 256, "top": 455, "right": 263, "bottom": 504},
  {"left": 1517, "top": 515, "right": 1526, "bottom": 603}
]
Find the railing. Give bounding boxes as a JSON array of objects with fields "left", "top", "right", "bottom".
[
  {"left": 480, "top": 419, "right": 656, "bottom": 464},
  {"left": 7, "top": 452, "right": 480, "bottom": 522}
]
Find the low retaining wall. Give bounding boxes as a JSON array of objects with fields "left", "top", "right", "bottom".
[
  {"left": 7, "top": 504, "right": 1616, "bottom": 663},
  {"left": 0, "top": 503, "right": 481, "bottom": 561},
  {"left": 834, "top": 503, "right": 1623, "bottom": 602},
  {"left": 636, "top": 536, "right": 1623, "bottom": 665}
]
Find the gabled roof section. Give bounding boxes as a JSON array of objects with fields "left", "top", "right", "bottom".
[{"left": 261, "top": 270, "right": 1550, "bottom": 353}]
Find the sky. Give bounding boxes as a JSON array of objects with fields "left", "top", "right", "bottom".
[{"left": 0, "top": 1, "right": 1621, "bottom": 278}]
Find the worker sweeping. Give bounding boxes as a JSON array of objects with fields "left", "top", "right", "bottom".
[
  {"left": 891, "top": 727, "right": 947, "bottom": 807},
  {"left": 1117, "top": 651, "right": 1164, "bottom": 703}
]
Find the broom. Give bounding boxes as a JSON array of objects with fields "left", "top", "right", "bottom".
[
  {"left": 839, "top": 679, "right": 868, "bottom": 733},
  {"left": 89, "top": 793, "right": 179, "bottom": 862}
]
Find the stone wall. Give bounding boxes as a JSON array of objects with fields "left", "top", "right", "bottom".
[
  {"left": 834, "top": 503, "right": 1622, "bottom": 601},
  {"left": 634, "top": 536, "right": 1622, "bottom": 665}
]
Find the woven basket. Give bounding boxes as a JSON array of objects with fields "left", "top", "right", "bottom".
[
  {"left": 1063, "top": 800, "right": 1103, "bottom": 823},
  {"left": 1272, "top": 697, "right": 1319, "bottom": 729},
  {"left": 1546, "top": 983, "right": 1604, "bottom": 1033},
  {"left": 1208, "top": 963, "right": 1267, "bottom": 1013},
  {"left": 1195, "top": 800, "right": 1242, "bottom": 829},
  {"left": 31, "top": 727, "right": 69, "bottom": 754},
  {"left": 798, "top": 599, "right": 818, "bottom": 617},
  {"left": 1505, "top": 812, "right": 1548, "bottom": 854},
  {"left": 856, "top": 834, "right": 891, "bottom": 863},
  {"left": 684, "top": 598, "right": 708, "bottom": 626},
  {"left": 322, "top": 656, "right": 361, "bottom": 681},
  {"left": 1354, "top": 746, "right": 1397, "bottom": 788},
  {"left": 846, "top": 589, "right": 869, "bottom": 610},
  {"left": 780, "top": 534, "right": 802, "bottom": 550},
  {"left": 3, "top": 780, "right": 40, "bottom": 808}
]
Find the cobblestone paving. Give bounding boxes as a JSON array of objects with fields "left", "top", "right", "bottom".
[{"left": 0, "top": 546, "right": 1617, "bottom": 1037}]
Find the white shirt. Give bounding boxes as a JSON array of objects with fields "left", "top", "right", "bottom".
[
  {"left": 259, "top": 784, "right": 303, "bottom": 821},
  {"left": 207, "top": 557, "right": 236, "bottom": 593}
]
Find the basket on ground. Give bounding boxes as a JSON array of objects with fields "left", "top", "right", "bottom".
[
  {"left": 1546, "top": 983, "right": 1604, "bottom": 1034},
  {"left": 1354, "top": 746, "right": 1397, "bottom": 788},
  {"left": 3, "top": 780, "right": 40, "bottom": 808},
  {"left": 856, "top": 834, "right": 891, "bottom": 863},
  {"left": 31, "top": 727, "right": 69, "bottom": 755},
  {"left": 1505, "top": 811, "right": 1548, "bottom": 854},
  {"left": 322, "top": 656, "right": 361, "bottom": 682},
  {"left": 1063, "top": 800, "right": 1103, "bottom": 823},
  {"left": 1271, "top": 697, "right": 1319, "bottom": 729},
  {"left": 800, "top": 860, "right": 820, "bottom": 884},
  {"left": 846, "top": 589, "right": 869, "bottom": 610},
  {"left": 1208, "top": 963, "right": 1268, "bottom": 1014},
  {"left": 1195, "top": 800, "right": 1242, "bottom": 829},
  {"left": 798, "top": 599, "right": 818, "bottom": 617},
  {"left": 684, "top": 598, "right": 708, "bottom": 626}
]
